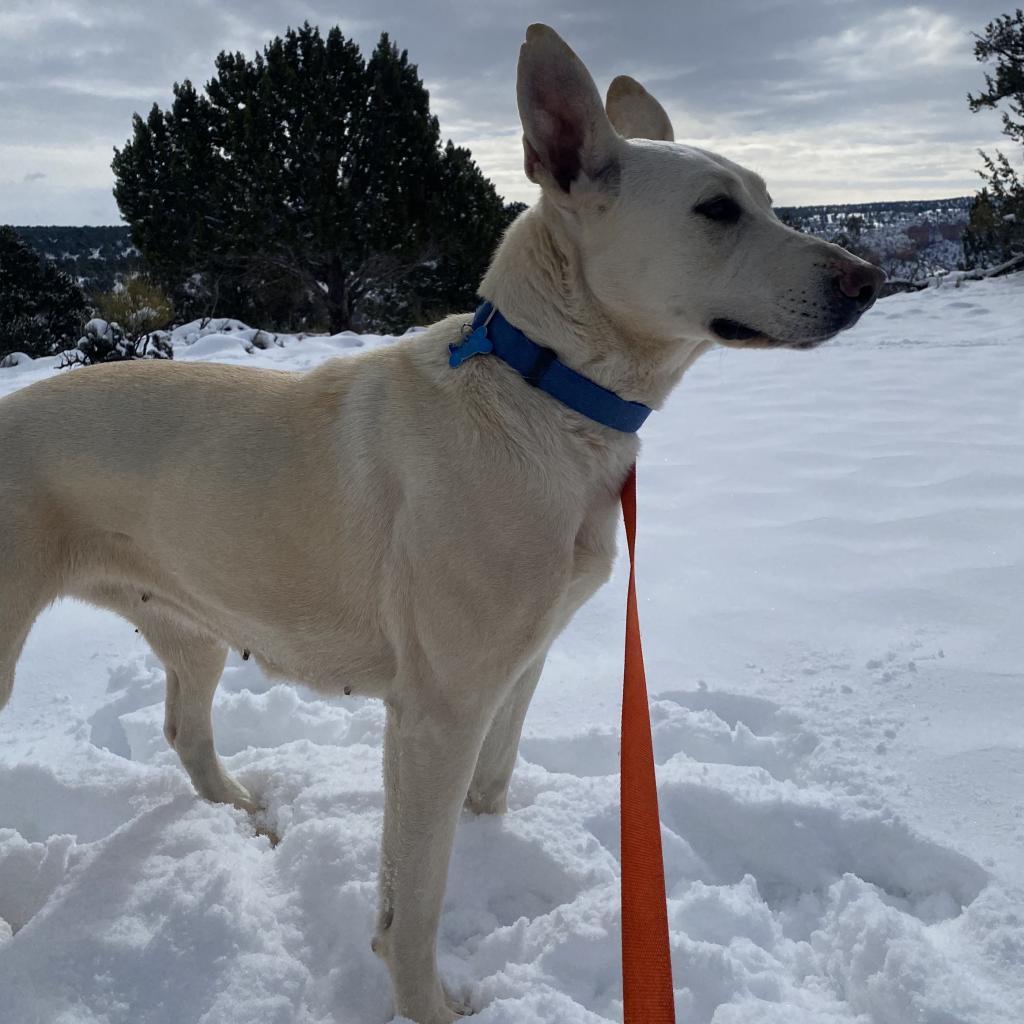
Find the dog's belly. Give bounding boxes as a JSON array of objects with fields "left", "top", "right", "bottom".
[
  {"left": 245, "top": 646, "right": 395, "bottom": 699},
  {"left": 75, "top": 569, "right": 398, "bottom": 699},
  {"left": 66, "top": 521, "right": 399, "bottom": 699}
]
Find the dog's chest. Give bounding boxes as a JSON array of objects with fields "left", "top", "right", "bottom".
[{"left": 565, "top": 500, "right": 620, "bottom": 617}]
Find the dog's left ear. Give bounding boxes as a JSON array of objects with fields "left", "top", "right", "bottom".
[
  {"left": 605, "top": 76, "right": 675, "bottom": 142},
  {"left": 517, "top": 24, "right": 622, "bottom": 199}
]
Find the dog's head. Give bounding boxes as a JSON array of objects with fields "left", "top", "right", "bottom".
[{"left": 517, "top": 24, "right": 884, "bottom": 351}]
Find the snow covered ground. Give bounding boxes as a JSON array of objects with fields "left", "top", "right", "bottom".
[{"left": 1, "top": 276, "right": 1022, "bottom": 1023}]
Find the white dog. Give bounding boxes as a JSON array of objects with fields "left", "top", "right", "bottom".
[{"left": 0, "top": 24, "right": 883, "bottom": 1023}]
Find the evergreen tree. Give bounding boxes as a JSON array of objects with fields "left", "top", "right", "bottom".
[
  {"left": 364, "top": 142, "right": 524, "bottom": 330},
  {"left": 112, "top": 81, "right": 227, "bottom": 313},
  {"left": 112, "top": 24, "right": 517, "bottom": 332},
  {"left": 428, "top": 144, "right": 524, "bottom": 317},
  {"left": 0, "top": 226, "right": 89, "bottom": 361},
  {"left": 963, "top": 154, "right": 1023, "bottom": 267},
  {"left": 964, "top": 10, "right": 1024, "bottom": 266}
]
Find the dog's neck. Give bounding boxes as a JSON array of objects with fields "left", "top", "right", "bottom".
[{"left": 479, "top": 200, "right": 711, "bottom": 411}]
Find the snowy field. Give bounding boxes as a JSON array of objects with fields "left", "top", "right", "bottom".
[{"left": 1, "top": 276, "right": 1022, "bottom": 1023}]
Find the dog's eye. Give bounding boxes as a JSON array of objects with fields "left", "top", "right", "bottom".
[{"left": 694, "top": 196, "right": 741, "bottom": 224}]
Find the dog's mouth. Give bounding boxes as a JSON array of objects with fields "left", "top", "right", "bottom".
[
  {"left": 710, "top": 317, "right": 844, "bottom": 352},
  {"left": 711, "top": 318, "right": 765, "bottom": 343}
]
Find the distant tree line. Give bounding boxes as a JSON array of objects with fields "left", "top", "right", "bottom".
[
  {"left": 12, "top": 225, "right": 143, "bottom": 293},
  {"left": 775, "top": 199, "right": 971, "bottom": 285},
  {"left": 0, "top": 227, "right": 177, "bottom": 363},
  {"left": 0, "top": 226, "right": 89, "bottom": 360},
  {"left": 776, "top": 197, "right": 973, "bottom": 232}
]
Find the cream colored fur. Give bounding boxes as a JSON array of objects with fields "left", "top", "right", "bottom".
[{"left": 0, "top": 24, "right": 883, "bottom": 1023}]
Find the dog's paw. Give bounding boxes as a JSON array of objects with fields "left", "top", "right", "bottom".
[
  {"left": 250, "top": 818, "right": 281, "bottom": 847},
  {"left": 396, "top": 1000, "right": 468, "bottom": 1024},
  {"left": 394, "top": 984, "right": 472, "bottom": 1023},
  {"left": 430, "top": 1006, "right": 469, "bottom": 1023},
  {"left": 427, "top": 1011, "right": 464, "bottom": 1024},
  {"left": 215, "top": 778, "right": 280, "bottom": 845},
  {"left": 463, "top": 787, "right": 508, "bottom": 816},
  {"left": 445, "top": 991, "right": 474, "bottom": 1018},
  {"left": 221, "top": 777, "right": 262, "bottom": 815}
]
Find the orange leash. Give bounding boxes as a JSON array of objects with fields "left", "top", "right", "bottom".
[{"left": 620, "top": 464, "right": 676, "bottom": 1023}]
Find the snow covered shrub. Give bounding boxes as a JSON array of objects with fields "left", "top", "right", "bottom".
[
  {"left": 95, "top": 277, "right": 174, "bottom": 342},
  {"left": 58, "top": 318, "right": 172, "bottom": 368}
]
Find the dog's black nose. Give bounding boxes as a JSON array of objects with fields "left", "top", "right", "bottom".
[{"left": 834, "top": 262, "right": 886, "bottom": 310}]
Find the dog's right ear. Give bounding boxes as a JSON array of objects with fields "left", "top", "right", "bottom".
[
  {"left": 517, "top": 24, "right": 622, "bottom": 199},
  {"left": 605, "top": 76, "right": 675, "bottom": 142}
]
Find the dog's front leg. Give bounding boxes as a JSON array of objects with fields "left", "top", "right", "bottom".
[
  {"left": 465, "top": 653, "right": 546, "bottom": 816},
  {"left": 374, "top": 694, "right": 493, "bottom": 1023}
]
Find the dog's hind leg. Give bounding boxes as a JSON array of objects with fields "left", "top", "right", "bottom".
[
  {"left": 0, "top": 589, "right": 33, "bottom": 713},
  {"left": 0, "top": 538, "right": 55, "bottom": 714},
  {"left": 140, "top": 619, "right": 257, "bottom": 813},
  {"left": 465, "top": 654, "right": 546, "bottom": 815}
]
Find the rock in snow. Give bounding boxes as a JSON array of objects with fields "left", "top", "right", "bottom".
[{"left": 1, "top": 275, "right": 1023, "bottom": 1022}]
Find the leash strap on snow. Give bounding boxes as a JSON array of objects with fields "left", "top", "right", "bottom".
[{"left": 620, "top": 464, "right": 676, "bottom": 1023}]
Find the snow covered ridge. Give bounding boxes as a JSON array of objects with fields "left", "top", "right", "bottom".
[
  {"left": 0, "top": 316, "right": 420, "bottom": 373},
  {"left": 163, "top": 316, "right": 423, "bottom": 363},
  {"left": 1, "top": 275, "right": 1023, "bottom": 1022}
]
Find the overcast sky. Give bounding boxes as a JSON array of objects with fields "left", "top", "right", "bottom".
[{"left": 0, "top": 0, "right": 1013, "bottom": 225}]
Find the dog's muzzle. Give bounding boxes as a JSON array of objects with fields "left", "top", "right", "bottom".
[{"left": 711, "top": 260, "right": 886, "bottom": 348}]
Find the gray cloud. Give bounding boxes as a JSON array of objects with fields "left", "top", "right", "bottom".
[{"left": 0, "top": 0, "right": 1011, "bottom": 223}]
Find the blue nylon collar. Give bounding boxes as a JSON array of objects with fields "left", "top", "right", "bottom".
[{"left": 448, "top": 302, "right": 652, "bottom": 434}]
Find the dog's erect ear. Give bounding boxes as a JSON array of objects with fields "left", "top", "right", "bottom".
[
  {"left": 605, "top": 75, "right": 675, "bottom": 142},
  {"left": 517, "top": 24, "right": 622, "bottom": 196}
]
